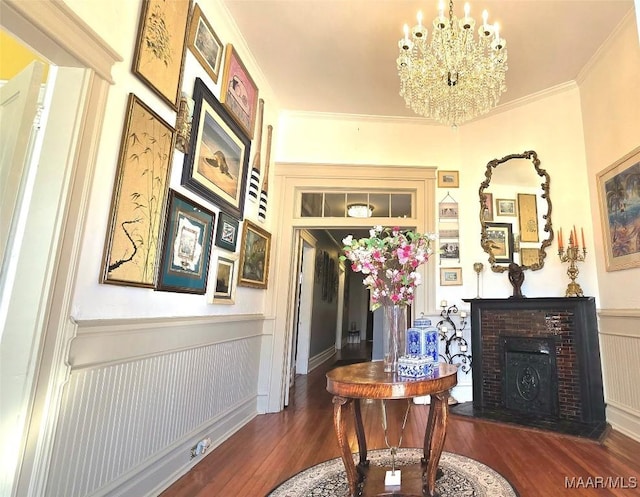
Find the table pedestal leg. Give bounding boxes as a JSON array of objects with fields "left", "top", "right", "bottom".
[
  {"left": 422, "top": 391, "right": 450, "bottom": 497},
  {"left": 333, "top": 395, "right": 361, "bottom": 496},
  {"left": 353, "top": 399, "right": 369, "bottom": 468}
]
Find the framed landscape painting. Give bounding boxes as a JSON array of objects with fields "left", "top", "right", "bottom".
[
  {"left": 485, "top": 222, "right": 514, "bottom": 263},
  {"left": 437, "top": 170, "right": 459, "bottom": 188},
  {"left": 187, "top": 3, "right": 223, "bottom": 83},
  {"left": 156, "top": 190, "right": 215, "bottom": 294},
  {"left": 132, "top": 0, "right": 191, "bottom": 110},
  {"left": 597, "top": 146, "right": 640, "bottom": 271},
  {"left": 212, "top": 255, "right": 237, "bottom": 304},
  {"left": 101, "top": 94, "right": 175, "bottom": 288},
  {"left": 182, "top": 77, "right": 251, "bottom": 220},
  {"left": 496, "top": 198, "right": 517, "bottom": 217},
  {"left": 440, "top": 267, "right": 462, "bottom": 286},
  {"left": 220, "top": 44, "right": 259, "bottom": 139},
  {"left": 238, "top": 220, "right": 271, "bottom": 289}
]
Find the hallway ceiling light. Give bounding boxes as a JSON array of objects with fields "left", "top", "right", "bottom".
[
  {"left": 397, "top": 0, "right": 508, "bottom": 126},
  {"left": 347, "top": 203, "right": 373, "bottom": 218}
]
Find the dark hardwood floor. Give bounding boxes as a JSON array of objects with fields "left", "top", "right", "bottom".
[{"left": 160, "top": 343, "right": 640, "bottom": 497}]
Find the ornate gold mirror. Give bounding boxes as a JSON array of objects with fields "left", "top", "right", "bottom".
[{"left": 479, "top": 151, "right": 553, "bottom": 273}]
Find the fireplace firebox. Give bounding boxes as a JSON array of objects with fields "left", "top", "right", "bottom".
[{"left": 453, "top": 297, "right": 607, "bottom": 439}]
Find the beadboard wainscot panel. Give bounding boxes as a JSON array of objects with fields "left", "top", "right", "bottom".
[
  {"left": 46, "top": 314, "right": 265, "bottom": 497},
  {"left": 599, "top": 308, "right": 640, "bottom": 442}
]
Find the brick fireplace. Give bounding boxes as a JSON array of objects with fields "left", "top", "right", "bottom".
[{"left": 453, "top": 297, "right": 607, "bottom": 438}]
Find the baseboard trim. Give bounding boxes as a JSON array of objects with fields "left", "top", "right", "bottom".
[
  {"left": 95, "top": 397, "right": 258, "bottom": 497},
  {"left": 605, "top": 401, "right": 640, "bottom": 443},
  {"left": 308, "top": 346, "right": 336, "bottom": 372}
]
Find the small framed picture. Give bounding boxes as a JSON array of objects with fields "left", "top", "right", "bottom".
[
  {"left": 156, "top": 190, "right": 215, "bottom": 294},
  {"left": 439, "top": 202, "right": 458, "bottom": 219},
  {"left": 496, "top": 198, "right": 517, "bottom": 217},
  {"left": 437, "top": 170, "right": 459, "bottom": 188},
  {"left": 220, "top": 44, "right": 259, "bottom": 139},
  {"left": 439, "top": 241, "right": 460, "bottom": 259},
  {"left": 439, "top": 228, "right": 459, "bottom": 239},
  {"left": 212, "top": 255, "right": 237, "bottom": 304},
  {"left": 520, "top": 247, "right": 541, "bottom": 268},
  {"left": 238, "top": 220, "right": 271, "bottom": 289},
  {"left": 214, "top": 210, "right": 240, "bottom": 252},
  {"left": 482, "top": 192, "right": 494, "bottom": 221},
  {"left": 440, "top": 267, "right": 462, "bottom": 286},
  {"left": 484, "top": 222, "right": 514, "bottom": 263},
  {"left": 187, "top": 3, "right": 224, "bottom": 84}
]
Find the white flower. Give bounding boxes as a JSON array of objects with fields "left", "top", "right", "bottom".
[
  {"left": 342, "top": 235, "right": 353, "bottom": 245},
  {"left": 369, "top": 229, "right": 377, "bottom": 237}
]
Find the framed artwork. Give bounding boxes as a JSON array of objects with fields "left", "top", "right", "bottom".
[
  {"left": 439, "top": 202, "right": 458, "bottom": 219},
  {"left": 517, "top": 193, "right": 539, "bottom": 242},
  {"left": 597, "top": 146, "right": 640, "bottom": 271},
  {"left": 181, "top": 77, "right": 251, "bottom": 220},
  {"left": 485, "top": 222, "right": 514, "bottom": 263},
  {"left": 220, "top": 44, "right": 259, "bottom": 139},
  {"left": 439, "top": 228, "right": 459, "bottom": 239},
  {"left": 482, "top": 192, "right": 494, "bottom": 221},
  {"left": 440, "top": 267, "right": 462, "bottom": 286},
  {"left": 156, "top": 190, "right": 215, "bottom": 294},
  {"left": 520, "top": 247, "right": 540, "bottom": 267},
  {"left": 238, "top": 220, "right": 271, "bottom": 288},
  {"left": 437, "top": 170, "right": 459, "bottom": 188},
  {"left": 101, "top": 94, "right": 175, "bottom": 288},
  {"left": 212, "top": 255, "right": 237, "bottom": 304},
  {"left": 132, "top": 0, "right": 191, "bottom": 110},
  {"left": 496, "top": 198, "right": 517, "bottom": 217},
  {"left": 214, "top": 210, "right": 240, "bottom": 252},
  {"left": 187, "top": 3, "right": 223, "bottom": 84},
  {"left": 439, "top": 241, "right": 460, "bottom": 259}
]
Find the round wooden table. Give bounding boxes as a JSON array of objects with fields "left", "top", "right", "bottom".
[{"left": 326, "top": 362, "right": 458, "bottom": 497}]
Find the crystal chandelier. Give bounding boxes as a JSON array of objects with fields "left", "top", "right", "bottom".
[{"left": 397, "top": 0, "right": 508, "bottom": 126}]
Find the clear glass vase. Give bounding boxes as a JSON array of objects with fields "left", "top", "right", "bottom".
[{"left": 382, "top": 303, "right": 407, "bottom": 372}]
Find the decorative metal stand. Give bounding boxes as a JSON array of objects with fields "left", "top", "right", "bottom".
[
  {"left": 436, "top": 303, "right": 472, "bottom": 374},
  {"left": 558, "top": 238, "right": 586, "bottom": 297},
  {"left": 473, "top": 262, "right": 484, "bottom": 298}
]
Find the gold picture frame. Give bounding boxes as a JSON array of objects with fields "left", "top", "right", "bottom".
[
  {"left": 238, "top": 220, "right": 271, "bottom": 289},
  {"left": 437, "top": 170, "right": 459, "bottom": 188},
  {"left": 101, "top": 94, "right": 175, "bottom": 287},
  {"left": 517, "top": 193, "right": 539, "bottom": 242},
  {"left": 220, "top": 44, "right": 259, "bottom": 139},
  {"left": 496, "top": 198, "right": 517, "bottom": 217},
  {"left": 597, "top": 146, "right": 640, "bottom": 271},
  {"left": 440, "top": 267, "right": 462, "bottom": 286},
  {"left": 187, "top": 3, "right": 223, "bottom": 84},
  {"left": 132, "top": 0, "right": 191, "bottom": 110},
  {"left": 520, "top": 247, "right": 540, "bottom": 267}
]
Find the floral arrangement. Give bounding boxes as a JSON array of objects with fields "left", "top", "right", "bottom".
[{"left": 341, "top": 226, "right": 435, "bottom": 310}]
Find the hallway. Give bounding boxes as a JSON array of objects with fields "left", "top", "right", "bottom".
[{"left": 160, "top": 357, "right": 640, "bottom": 497}]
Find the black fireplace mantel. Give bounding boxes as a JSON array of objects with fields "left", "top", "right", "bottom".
[{"left": 459, "top": 297, "right": 606, "bottom": 437}]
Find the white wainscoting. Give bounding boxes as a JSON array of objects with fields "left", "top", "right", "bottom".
[
  {"left": 599, "top": 309, "right": 640, "bottom": 442},
  {"left": 44, "top": 314, "right": 265, "bottom": 497}
]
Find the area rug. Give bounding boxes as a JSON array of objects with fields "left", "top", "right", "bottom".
[{"left": 266, "top": 448, "right": 518, "bottom": 497}]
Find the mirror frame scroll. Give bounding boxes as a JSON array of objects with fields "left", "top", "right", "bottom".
[{"left": 479, "top": 150, "right": 554, "bottom": 273}]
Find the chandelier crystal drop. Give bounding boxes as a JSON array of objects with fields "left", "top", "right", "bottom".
[{"left": 397, "top": 0, "right": 508, "bottom": 126}]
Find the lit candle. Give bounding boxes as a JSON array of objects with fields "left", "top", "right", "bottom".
[
  {"left": 460, "top": 344, "right": 468, "bottom": 352},
  {"left": 460, "top": 311, "right": 467, "bottom": 318},
  {"left": 456, "top": 329, "right": 462, "bottom": 337},
  {"left": 403, "top": 24, "right": 409, "bottom": 41},
  {"left": 438, "top": 0, "right": 444, "bottom": 18},
  {"left": 494, "top": 22, "right": 500, "bottom": 41},
  {"left": 482, "top": 9, "right": 488, "bottom": 28},
  {"left": 581, "top": 228, "right": 586, "bottom": 249},
  {"left": 441, "top": 300, "right": 447, "bottom": 308},
  {"left": 441, "top": 325, "right": 448, "bottom": 333},
  {"left": 417, "top": 11, "right": 423, "bottom": 26},
  {"left": 464, "top": 2, "right": 470, "bottom": 17}
]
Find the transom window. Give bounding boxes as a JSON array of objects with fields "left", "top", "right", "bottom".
[{"left": 300, "top": 192, "right": 412, "bottom": 218}]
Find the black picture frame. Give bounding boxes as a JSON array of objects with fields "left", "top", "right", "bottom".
[
  {"left": 214, "top": 210, "right": 240, "bottom": 252},
  {"left": 485, "top": 222, "right": 514, "bottom": 264},
  {"left": 181, "top": 77, "right": 251, "bottom": 220},
  {"left": 156, "top": 190, "right": 215, "bottom": 294}
]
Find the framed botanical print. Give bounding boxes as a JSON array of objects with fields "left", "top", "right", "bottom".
[
  {"left": 187, "top": 3, "right": 223, "bottom": 83},
  {"left": 214, "top": 210, "right": 240, "bottom": 252},
  {"left": 520, "top": 247, "right": 541, "bottom": 267},
  {"left": 220, "top": 44, "right": 259, "bottom": 139},
  {"left": 485, "top": 222, "right": 514, "bottom": 263},
  {"left": 597, "top": 146, "right": 640, "bottom": 271},
  {"left": 212, "top": 254, "right": 237, "bottom": 304},
  {"left": 156, "top": 190, "right": 215, "bottom": 294},
  {"left": 517, "top": 193, "right": 539, "bottom": 242},
  {"left": 131, "top": 0, "right": 191, "bottom": 110},
  {"left": 101, "top": 94, "right": 175, "bottom": 288},
  {"left": 182, "top": 77, "right": 251, "bottom": 220},
  {"left": 440, "top": 267, "right": 462, "bottom": 286},
  {"left": 238, "top": 220, "right": 271, "bottom": 289}
]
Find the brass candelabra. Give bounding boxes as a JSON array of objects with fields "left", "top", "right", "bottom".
[{"left": 557, "top": 227, "right": 587, "bottom": 297}]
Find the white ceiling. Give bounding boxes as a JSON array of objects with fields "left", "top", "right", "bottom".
[{"left": 222, "top": 0, "right": 634, "bottom": 122}]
